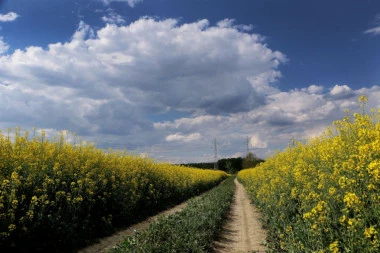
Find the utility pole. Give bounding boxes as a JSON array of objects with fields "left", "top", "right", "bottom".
[
  {"left": 246, "top": 136, "right": 249, "bottom": 156},
  {"left": 213, "top": 138, "right": 218, "bottom": 170}
]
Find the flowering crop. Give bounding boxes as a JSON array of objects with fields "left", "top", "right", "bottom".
[
  {"left": 238, "top": 96, "right": 380, "bottom": 252},
  {"left": 0, "top": 129, "right": 228, "bottom": 251}
]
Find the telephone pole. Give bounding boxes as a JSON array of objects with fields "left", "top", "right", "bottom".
[
  {"left": 213, "top": 138, "right": 218, "bottom": 170},
  {"left": 246, "top": 136, "right": 249, "bottom": 156}
]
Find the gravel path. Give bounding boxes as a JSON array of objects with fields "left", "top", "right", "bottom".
[{"left": 213, "top": 178, "right": 267, "bottom": 253}]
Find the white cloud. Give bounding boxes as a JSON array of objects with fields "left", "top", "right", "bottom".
[
  {"left": 154, "top": 115, "right": 225, "bottom": 131},
  {"left": 102, "top": 0, "right": 143, "bottom": 7},
  {"left": 329, "top": 84, "right": 354, "bottom": 99},
  {"left": 250, "top": 135, "right": 267, "bottom": 148},
  {"left": 0, "top": 17, "right": 378, "bottom": 163},
  {"left": 364, "top": 14, "right": 380, "bottom": 36},
  {"left": 0, "top": 18, "right": 284, "bottom": 153},
  {"left": 217, "top": 18, "right": 236, "bottom": 28},
  {"left": 154, "top": 84, "right": 380, "bottom": 162},
  {"left": 102, "top": 12, "right": 126, "bottom": 25},
  {"left": 0, "top": 37, "right": 9, "bottom": 54},
  {"left": 306, "top": 84, "right": 324, "bottom": 94},
  {"left": 217, "top": 18, "right": 254, "bottom": 31},
  {"left": 166, "top": 133, "right": 201, "bottom": 143},
  {"left": 364, "top": 26, "right": 380, "bottom": 36},
  {"left": 303, "top": 125, "right": 328, "bottom": 139},
  {"left": 0, "top": 12, "right": 19, "bottom": 22}
]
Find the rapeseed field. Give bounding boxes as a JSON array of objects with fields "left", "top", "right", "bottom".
[
  {"left": 239, "top": 96, "right": 380, "bottom": 252},
  {"left": 0, "top": 129, "right": 228, "bottom": 251}
]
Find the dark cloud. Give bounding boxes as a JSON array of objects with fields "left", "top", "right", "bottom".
[
  {"left": 85, "top": 100, "right": 153, "bottom": 135},
  {"left": 266, "top": 112, "right": 295, "bottom": 126}
]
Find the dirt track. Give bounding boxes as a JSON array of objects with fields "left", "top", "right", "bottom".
[
  {"left": 213, "top": 178, "right": 267, "bottom": 253},
  {"left": 79, "top": 179, "right": 267, "bottom": 253},
  {"left": 78, "top": 198, "right": 192, "bottom": 253}
]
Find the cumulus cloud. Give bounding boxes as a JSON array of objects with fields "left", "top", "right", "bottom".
[
  {"left": 154, "top": 83, "right": 380, "bottom": 162},
  {"left": 306, "top": 84, "right": 324, "bottom": 94},
  {"left": 0, "top": 12, "right": 19, "bottom": 22},
  {"left": 249, "top": 70, "right": 282, "bottom": 95},
  {"left": 1, "top": 17, "right": 378, "bottom": 163},
  {"left": 216, "top": 18, "right": 235, "bottom": 28},
  {"left": 329, "top": 84, "right": 354, "bottom": 99},
  {"left": 0, "top": 18, "right": 285, "bottom": 152},
  {"left": 82, "top": 18, "right": 284, "bottom": 116}
]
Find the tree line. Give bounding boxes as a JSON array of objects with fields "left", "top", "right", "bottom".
[{"left": 181, "top": 152, "right": 264, "bottom": 174}]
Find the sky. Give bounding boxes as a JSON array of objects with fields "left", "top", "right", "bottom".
[{"left": 0, "top": 0, "right": 379, "bottom": 163}]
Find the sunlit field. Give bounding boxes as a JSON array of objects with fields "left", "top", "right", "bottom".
[
  {"left": 0, "top": 130, "right": 228, "bottom": 251},
  {"left": 239, "top": 96, "right": 380, "bottom": 252}
]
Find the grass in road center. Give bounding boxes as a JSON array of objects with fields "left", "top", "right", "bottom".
[{"left": 110, "top": 176, "right": 235, "bottom": 253}]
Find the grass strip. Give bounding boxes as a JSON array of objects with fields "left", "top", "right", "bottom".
[{"left": 110, "top": 176, "right": 235, "bottom": 253}]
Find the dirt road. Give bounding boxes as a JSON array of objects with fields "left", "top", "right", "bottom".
[
  {"left": 79, "top": 179, "right": 267, "bottom": 253},
  {"left": 78, "top": 182, "right": 225, "bottom": 253},
  {"left": 213, "top": 178, "right": 267, "bottom": 253},
  {"left": 79, "top": 198, "right": 192, "bottom": 253}
]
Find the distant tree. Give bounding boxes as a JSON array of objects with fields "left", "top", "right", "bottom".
[
  {"left": 181, "top": 162, "right": 214, "bottom": 169},
  {"left": 242, "top": 152, "right": 264, "bottom": 169},
  {"left": 225, "top": 160, "right": 233, "bottom": 173},
  {"left": 217, "top": 157, "right": 243, "bottom": 173},
  {"left": 181, "top": 155, "right": 263, "bottom": 173}
]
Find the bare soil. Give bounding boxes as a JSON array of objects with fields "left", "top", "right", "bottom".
[{"left": 213, "top": 178, "right": 267, "bottom": 253}]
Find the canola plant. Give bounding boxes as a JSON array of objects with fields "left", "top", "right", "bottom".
[
  {"left": 0, "top": 129, "right": 228, "bottom": 251},
  {"left": 238, "top": 96, "right": 380, "bottom": 252}
]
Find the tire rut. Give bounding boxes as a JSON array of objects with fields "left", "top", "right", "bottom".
[{"left": 213, "top": 178, "right": 267, "bottom": 253}]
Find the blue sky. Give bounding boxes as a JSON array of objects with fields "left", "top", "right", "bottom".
[{"left": 0, "top": 0, "right": 379, "bottom": 163}]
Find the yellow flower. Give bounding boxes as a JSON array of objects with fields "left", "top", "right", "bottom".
[
  {"left": 26, "top": 210, "right": 34, "bottom": 220},
  {"left": 329, "top": 240, "right": 339, "bottom": 253},
  {"left": 343, "top": 192, "right": 361, "bottom": 209},
  {"left": 73, "top": 196, "right": 83, "bottom": 204},
  {"left": 364, "top": 226, "right": 377, "bottom": 239},
  {"left": 358, "top": 95, "right": 368, "bottom": 103},
  {"left": 11, "top": 200, "right": 18, "bottom": 209},
  {"left": 10, "top": 172, "right": 19, "bottom": 181},
  {"left": 8, "top": 224, "right": 16, "bottom": 232}
]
